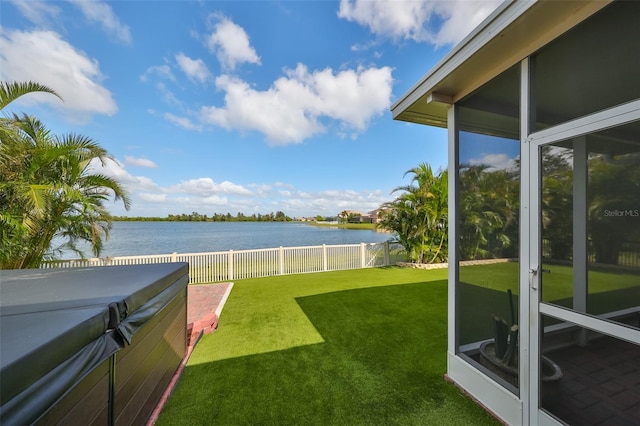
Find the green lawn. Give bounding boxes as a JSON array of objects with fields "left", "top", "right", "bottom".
[
  {"left": 457, "top": 262, "right": 640, "bottom": 345},
  {"left": 459, "top": 261, "right": 639, "bottom": 300},
  {"left": 459, "top": 261, "right": 639, "bottom": 318},
  {"left": 157, "top": 267, "right": 499, "bottom": 426}
]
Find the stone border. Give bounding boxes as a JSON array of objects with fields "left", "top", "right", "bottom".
[{"left": 397, "top": 258, "right": 513, "bottom": 270}]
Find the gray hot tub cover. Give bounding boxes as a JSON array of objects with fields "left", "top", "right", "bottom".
[{"left": 0, "top": 262, "right": 189, "bottom": 425}]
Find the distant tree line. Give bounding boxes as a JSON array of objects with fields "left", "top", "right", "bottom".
[{"left": 114, "top": 211, "right": 293, "bottom": 222}]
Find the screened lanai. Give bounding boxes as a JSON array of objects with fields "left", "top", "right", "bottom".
[{"left": 392, "top": 1, "right": 639, "bottom": 425}]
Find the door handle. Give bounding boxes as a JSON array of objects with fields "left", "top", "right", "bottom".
[
  {"left": 529, "top": 267, "right": 550, "bottom": 290},
  {"left": 529, "top": 266, "right": 539, "bottom": 290}
]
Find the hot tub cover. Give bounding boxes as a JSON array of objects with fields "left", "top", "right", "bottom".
[{"left": 0, "top": 262, "right": 189, "bottom": 425}]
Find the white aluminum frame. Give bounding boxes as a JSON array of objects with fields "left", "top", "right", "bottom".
[
  {"left": 447, "top": 105, "right": 457, "bottom": 359},
  {"left": 519, "top": 57, "right": 535, "bottom": 425},
  {"left": 446, "top": 62, "right": 526, "bottom": 426},
  {"left": 448, "top": 56, "right": 640, "bottom": 425},
  {"left": 527, "top": 93, "right": 640, "bottom": 425}
]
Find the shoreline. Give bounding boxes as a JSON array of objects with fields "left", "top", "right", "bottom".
[{"left": 305, "top": 221, "right": 385, "bottom": 231}]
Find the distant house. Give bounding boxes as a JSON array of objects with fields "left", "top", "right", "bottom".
[
  {"left": 338, "top": 210, "right": 361, "bottom": 219},
  {"left": 338, "top": 210, "right": 376, "bottom": 224},
  {"left": 323, "top": 216, "right": 339, "bottom": 223},
  {"left": 353, "top": 213, "right": 374, "bottom": 224},
  {"left": 392, "top": 1, "right": 639, "bottom": 425},
  {"left": 296, "top": 217, "right": 315, "bottom": 222},
  {"left": 337, "top": 210, "right": 360, "bottom": 222},
  {"left": 337, "top": 208, "right": 391, "bottom": 224},
  {"left": 369, "top": 208, "right": 390, "bottom": 224}
]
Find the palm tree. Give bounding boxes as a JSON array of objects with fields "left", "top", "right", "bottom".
[
  {"left": 379, "top": 163, "right": 448, "bottom": 263},
  {"left": 339, "top": 210, "right": 356, "bottom": 223},
  {"left": 458, "top": 164, "right": 518, "bottom": 260},
  {"left": 1, "top": 81, "right": 130, "bottom": 269}
]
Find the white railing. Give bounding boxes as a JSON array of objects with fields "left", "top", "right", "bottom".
[{"left": 43, "top": 241, "right": 408, "bottom": 284}]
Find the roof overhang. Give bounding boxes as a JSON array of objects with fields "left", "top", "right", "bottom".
[{"left": 391, "top": 0, "right": 611, "bottom": 128}]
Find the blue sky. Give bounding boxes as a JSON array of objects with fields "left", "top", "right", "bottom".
[{"left": 1, "top": 0, "right": 502, "bottom": 218}]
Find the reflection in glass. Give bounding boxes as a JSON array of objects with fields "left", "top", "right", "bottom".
[
  {"left": 457, "top": 131, "right": 521, "bottom": 393},
  {"left": 541, "top": 121, "right": 640, "bottom": 330},
  {"left": 455, "top": 64, "right": 520, "bottom": 393},
  {"left": 540, "top": 315, "right": 640, "bottom": 425},
  {"left": 459, "top": 133, "right": 520, "bottom": 262},
  {"left": 540, "top": 143, "right": 575, "bottom": 307}
]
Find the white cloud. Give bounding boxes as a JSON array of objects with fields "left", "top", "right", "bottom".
[
  {"left": 88, "top": 159, "right": 389, "bottom": 218},
  {"left": 468, "top": 153, "right": 517, "bottom": 171},
  {"left": 338, "top": 0, "right": 502, "bottom": 47},
  {"left": 70, "top": 0, "right": 132, "bottom": 45},
  {"left": 163, "top": 113, "right": 202, "bottom": 131},
  {"left": 89, "top": 158, "right": 159, "bottom": 193},
  {"left": 201, "top": 195, "right": 228, "bottom": 205},
  {"left": 156, "top": 84, "right": 184, "bottom": 109},
  {"left": 124, "top": 156, "right": 159, "bottom": 168},
  {"left": 205, "top": 14, "right": 261, "bottom": 70},
  {"left": 9, "top": 0, "right": 61, "bottom": 27},
  {"left": 201, "top": 64, "right": 393, "bottom": 145},
  {"left": 0, "top": 28, "right": 117, "bottom": 120},
  {"left": 249, "top": 183, "right": 273, "bottom": 194},
  {"left": 140, "top": 64, "right": 175, "bottom": 82},
  {"left": 169, "top": 178, "right": 252, "bottom": 197},
  {"left": 140, "top": 65, "right": 189, "bottom": 114},
  {"left": 139, "top": 193, "right": 167, "bottom": 202},
  {"left": 274, "top": 182, "right": 295, "bottom": 190},
  {"left": 175, "top": 53, "right": 212, "bottom": 84},
  {"left": 277, "top": 188, "right": 388, "bottom": 216},
  {"left": 201, "top": 74, "right": 323, "bottom": 145}
]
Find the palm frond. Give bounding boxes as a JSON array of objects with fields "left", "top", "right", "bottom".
[
  {"left": 26, "top": 184, "right": 52, "bottom": 212},
  {"left": 0, "top": 81, "right": 62, "bottom": 111}
]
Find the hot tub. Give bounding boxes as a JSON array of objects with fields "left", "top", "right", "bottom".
[{"left": 0, "top": 263, "right": 189, "bottom": 425}]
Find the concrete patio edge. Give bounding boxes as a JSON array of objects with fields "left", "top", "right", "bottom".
[{"left": 146, "top": 282, "right": 234, "bottom": 425}]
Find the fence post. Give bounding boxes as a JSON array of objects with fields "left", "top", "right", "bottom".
[
  {"left": 384, "top": 241, "right": 390, "bottom": 266},
  {"left": 360, "top": 243, "right": 366, "bottom": 268},
  {"left": 172, "top": 252, "right": 177, "bottom": 262},
  {"left": 323, "top": 244, "right": 328, "bottom": 271},
  {"left": 279, "top": 246, "right": 285, "bottom": 275},
  {"left": 228, "top": 250, "right": 234, "bottom": 280}
]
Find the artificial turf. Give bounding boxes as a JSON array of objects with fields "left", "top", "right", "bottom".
[{"left": 157, "top": 267, "right": 499, "bottom": 425}]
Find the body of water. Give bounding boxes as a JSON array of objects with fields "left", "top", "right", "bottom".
[{"left": 59, "top": 221, "right": 393, "bottom": 259}]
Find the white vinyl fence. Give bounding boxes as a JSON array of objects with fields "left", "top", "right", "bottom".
[{"left": 43, "top": 241, "right": 407, "bottom": 284}]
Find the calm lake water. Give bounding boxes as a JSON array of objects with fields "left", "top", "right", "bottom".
[{"left": 59, "top": 221, "right": 392, "bottom": 259}]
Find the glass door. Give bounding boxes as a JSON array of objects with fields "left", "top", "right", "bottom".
[{"left": 528, "top": 115, "right": 640, "bottom": 425}]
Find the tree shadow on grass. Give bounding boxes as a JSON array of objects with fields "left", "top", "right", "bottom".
[{"left": 159, "top": 280, "right": 499, "bottom": 426}]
